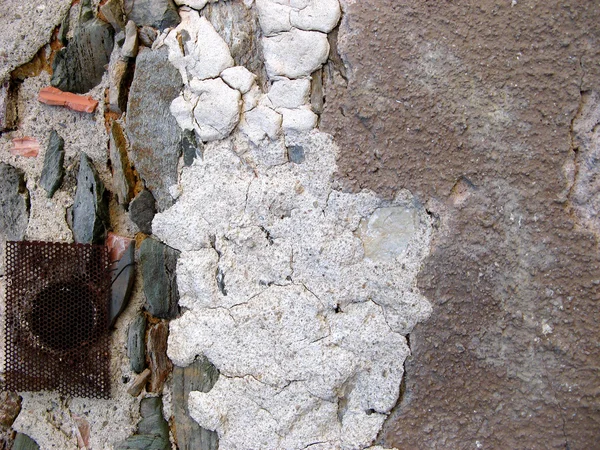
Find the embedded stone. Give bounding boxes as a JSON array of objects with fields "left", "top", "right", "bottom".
[
  {"left": 174, "top": 0, "right": 211, "bottom": 9},
  {"left": 138, "top": 26, "right": 158, "bottom": 47},
  {"left": 0, "top": 392, "right": 21, "bottom": 428},
  {"left": 287, "top": 144, "right": 305, "bottom": 164},
  {"left": 115, "top": 397, "right": 170, "bottom": 450},
  {"left": 127, "top": 313, "right": 147, "bottom": 373},
  {"left": 109, "top": 120, "right": 135, "bottom": 206},
  {"left": 268, "top": 78, "right": 310, "bottom": 109},
  {"left": 255, "top": 0, "right": 292, "bottom": 36},
  {"left": 127, "top": 368, "right": 151, "bottom": 397},
  {"left": 147, "top": 321, "right": 172, "bottom": 393},
  {"left": 0, "top": 163, "right": 29, "bottom": 273},
  {"left": 140, "top": 237, "right": 180, "bottom": 319},
  {"left": 100, "top": 0, "right": 127, "bottom": 32},
  {"left": 240, "top": 105, "right": 282, "bottom": 143},
  {"left": 107, "top": 49, "right": 133, "bottom": 114},
  {"left": 12, "top": 433, "right": 39, "bottom": 450},
  {"left": 0, "top": 77, "right": 17, "bottom": 131},
  {"left": 289, "top": 0, "right": 341, "bottom": 33},
  {"left": 40, "top": 130, "right": 65, "bottom": 198},
  {"left": 190, "top": 78, "right": 241, "bottom": 142},
  {"left": 263, "top": 29, "right": 329, "bottom": 79},
  {"left": 122, "top": 21, "right": 139, "bottom": 58},
  {"left": 129, "top": 190, "right": 156, "bottom": 235},
  {"left": 126, "top": 47, "right": 183, "bottom": 211},
  {"left": 180, "top": 129, "right": 202, "bottom": 167},
  {"left": 310, "top": 68, "right": 324, "bottom": 114},
  {"left": 108, "top": 236, "right": 136, "bottom": 327},
  {"left": 221, "top": 66, "right": 256, "bottom": 94},
  {"left": 51, "top": 0, "right": 114, "bottom": 94},
  {"left": 164, "top": 11, "right": 233, "bottom": 83},
  {"left": 280, "top": 107, "right": 318, "bottom": 134},
  {"left": 71, "top": 152, "right": 109, "bottom": 244},
  {"left": 172, "top": 356, "right": 219, "bottom": 450},
  {"left": 123, "top": 0, "right": 180, "bottom": 31}
]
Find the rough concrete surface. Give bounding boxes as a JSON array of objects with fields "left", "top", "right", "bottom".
[{"left": 321, "top": 1, "right": 600, "bottom": 448}]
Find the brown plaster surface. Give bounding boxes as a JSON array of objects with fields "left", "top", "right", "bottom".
[{"left": 321, "top": 1, "right": 600, "bottom": 448}]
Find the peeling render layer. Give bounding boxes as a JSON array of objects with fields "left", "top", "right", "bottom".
[{"left": 154, "top": 133, "right": 432, "bottom": 448}]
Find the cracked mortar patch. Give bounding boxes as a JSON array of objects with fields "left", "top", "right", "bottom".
[{"left": 154, "top": 132, "right": 432, "bottom": 448}]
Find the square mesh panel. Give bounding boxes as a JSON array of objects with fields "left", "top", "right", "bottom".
[{"left": 3, "top": 241, "right": 111, "bottom": 398}]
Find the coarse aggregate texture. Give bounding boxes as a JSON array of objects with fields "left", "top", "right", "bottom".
[
  {"left": 0, "top": 0, "right": 71, "bottom": 80},
  {"left": 154, "top": 131, "right": 432, "bottom": 448},
  {"left": 320, "top": 0, "right": 600, "bottom": 448}
]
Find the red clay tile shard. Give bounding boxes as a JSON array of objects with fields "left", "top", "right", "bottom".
[
  {"left": 11, "top": 137, "right": 39, "bottom": 157},
  {"left": 38, "top": 86, "right": 98, "bottom": 113}
]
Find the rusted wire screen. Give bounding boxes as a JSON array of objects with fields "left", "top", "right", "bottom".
[{"left": 3, "top": 241, "right": 111, "bottom": 398}]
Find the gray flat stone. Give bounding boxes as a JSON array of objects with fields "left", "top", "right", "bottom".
[
  {"left": 51, "top": 0, "right": 114, "bottom": 94},
  {"left": 122, "top": 21, "right": 139, "bottom": 58},
  {"left": 172, "top": 356, "right": 219, "bottom": 450},
  {"left": 71, "top": 152, "right": 109, "bottom": 244},
  {"left": 115, "top": 434, "right": 169, "bottom": 450},
  {"left": 129, "top": 189, "right": 156, "bottom": 235},
  {"left": 109, "top": 239, "right": 135, "bottom": 327},
  {"left": 0, "top": 163, "right": 29, "bottom": 275},
  {"left": 115, "top": 397, "right": 170, "bottom": 450},
  {"left": 0, "top": 78, "right": 17, "bottom": 131},
  {"left": 109, "top": 120, "right": 135, "bottom": 206},
  {"left": 127, "top": 313, "right": 147, "bottom": 373},
  {"left": 140, "top": 238, "right": 180, "bottom": 319},
  {"left": 180, "top": 129, "right": 202, "bottom": 167},
  {"left": 124, "top": 0, "right": 180, "bottom": 31},
  {"left": 40, "top": 130, "right": 65, "bottom": 198},
  {"left": 12, "top": 433, "right": 39, "bottom": 450},
  {"left": 126, "top": 47, "right": 183, "bottom": 211},
  {"left": 287, "top": 144, "right": 305, "bottom": 164}
]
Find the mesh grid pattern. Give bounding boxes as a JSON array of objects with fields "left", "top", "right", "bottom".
[{"left": 3, "top": 241, "right": 111, "bottom": 398}]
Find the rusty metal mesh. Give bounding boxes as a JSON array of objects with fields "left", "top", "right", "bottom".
[{"left": 3, "top": 241, "right": 111, "bottom": 398}]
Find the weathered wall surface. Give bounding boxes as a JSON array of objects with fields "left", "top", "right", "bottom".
[{"left": 322, "top": 1, "right": 600, "bottom": 448}]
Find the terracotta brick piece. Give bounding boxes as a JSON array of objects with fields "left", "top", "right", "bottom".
[
  {"left": 38, "top": 86, "right": 98, "bottom": 113},
  {"left": 10, "top": 137, "right": 39, "bottom": 157}
]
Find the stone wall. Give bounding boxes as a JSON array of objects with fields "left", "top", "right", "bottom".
[{"left": 0, "top": 0, "right": 599, "bottom": 449}]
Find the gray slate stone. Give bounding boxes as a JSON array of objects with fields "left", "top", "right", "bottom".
[
  {"left": 140, "top": 238, "right": 180, "bottom": 319},
  {"left": 51, "top": 0, "right": 114, "bottom": 94},
  {"left": 128, "top": 313, "right": 147, "bottom": 373},
  {"left": 0, "top": 77, "right": 17, "bottom": 131},
  {"left": 71, "top": 153, "right": 110, "bottom": 244},
  {"left": 181, "top": 129, "right": 202, "bottom": 167},
  {"left": 40, "top": 130, "right": 65, "bottom": 198},
  {"left": 12, "top": 433, "right": 39, "bottom": 450},
  {"left": 116, "top": 397, "right": 169, "bottom": 450},
  {"left": 109, "top": 240, "right": 136, "bottom": 327},
  {"left": 172, "top": 356, "right": 219, "bottom": 450},
  {"left": 287, "top": 144, "right": 306, "bottom": 164},
  {"left": 0, "top": 163, "right": 29, "bottom": 275},
  {"left": 124, "top": 0, "right": 180, "bottom": 31},
  {"left": 129, "top": 189, "right": 156, "bottom": 235},
  {"left": 126, "top": 47, "right": 183, "bottom": 211}
]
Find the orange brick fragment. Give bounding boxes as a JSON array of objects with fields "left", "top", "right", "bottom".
[
  {"left": 11, "top": 137, "right": 39, "bottom": 157},
  {"left": 38, "top": 86, "right": 98, "bottom": 113}
]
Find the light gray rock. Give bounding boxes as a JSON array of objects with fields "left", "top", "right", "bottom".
[
  {"left": 220, "top": 66, "right": 256, "bottom": 94},
  {"left": 122, "top": 21, "right": 139, "bottom": 58},
  {"left": 100, "top": 0, "right": 127, "bottom": 32},
  {"left": 240, "top": 105, "right": 282, "bottom": 143},
  {"left": 263, "top": 29, "right": 329, "bottom": 79},
  {"left": 289, "top": 0, "right": 341, "bottom": 33},
  {"left": 255, "top": 0, "right": 292, "bottom": 36},
  {"left": 268, "top": 78, "right": 311, "bottom": 109},
  {"left": 71, "top": 152, "right": 109, "bottom": 244},
  {"left": 123, "top": 0, "right": 180, "bottom": 30},
  {"left": 189, "top": 78, "right": 241, "bottom": 142},
  {"left": 163, "top": 10, "right": 233, "bottom": 83},
  {"left": 39, "top": 130, "right": 65, "bottom": 198},
  {"left": 126, "top": 47, "right": 183, "bottom": 211},
  {"left": 107, "top": 47, "right": 133, "bottom": 113}
]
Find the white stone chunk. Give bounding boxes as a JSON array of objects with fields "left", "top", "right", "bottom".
[
  {"left": 190, "top": 78, "right": 241, "bottom": 141},
  {"left": 173, "top": 0, "right": 212, "bottom": 9},
  {"left": 164, "top": 9, "right": 233, "bottom": 82},
  {"left": 255, "top": 0, "right": 292, "bottom": 36},
  {"left": 268, "top": 78, "right": 311, "bottom": 109},
  {"left": 241, "top": 105, "right": 282, "bottom": 143},
  {"left": 242, "top": 85, "right": 262, "bottom": 112},
  {"left": 280, "top": 107, "right": 318, "bottom": 134},
  {"left": 263, "top": 29, "right": 329, "bottom": 79},
  {"left": 221, "top": 66, "right": 257, "bottom": 94},
  {"left": 290, "top": 0, "right": 341, "bottom": 33},
  {"left": 170, "top": 93, "right": 196, "bottom": 131}
]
